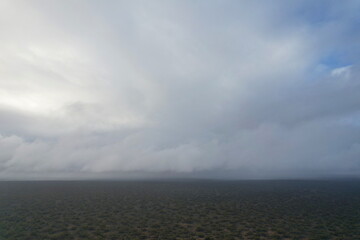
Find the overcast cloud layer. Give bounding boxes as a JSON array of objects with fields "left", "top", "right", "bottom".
[{"left": 1, "top": 0, "right": 360, "bottom": 179}]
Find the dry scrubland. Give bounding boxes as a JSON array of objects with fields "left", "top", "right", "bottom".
[{"left": 1, "top": 180, "right": 360, "bottom": 240}]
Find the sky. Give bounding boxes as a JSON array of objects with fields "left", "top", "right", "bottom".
[{"left": 1, "top": 0, "right": 360, "bottom": 180}]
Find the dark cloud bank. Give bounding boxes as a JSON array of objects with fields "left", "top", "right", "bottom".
[{"left": 1, "top": 0, "right": 360, "bottom": 179}]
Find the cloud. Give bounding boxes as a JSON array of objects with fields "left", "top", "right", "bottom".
[{"left": 1, "top": 0, "right": 360, "bottom": 179}]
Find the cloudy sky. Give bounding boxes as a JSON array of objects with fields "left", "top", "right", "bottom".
[{"left": 1, "top": 0, "right": 360, "bottom": 179}]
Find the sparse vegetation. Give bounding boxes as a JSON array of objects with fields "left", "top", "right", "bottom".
[{"left": 1, "top": 180, "right": 360, "bottom": 239}]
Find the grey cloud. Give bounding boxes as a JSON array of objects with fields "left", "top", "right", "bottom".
[{"left": 1, "top": 0, "right": 360, "bottom": 179}]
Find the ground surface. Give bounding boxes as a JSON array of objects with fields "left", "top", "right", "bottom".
[{"left": 0, "top": 180, "right": 360, "bottom": 239}]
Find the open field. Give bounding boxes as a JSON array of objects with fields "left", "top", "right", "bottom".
[{"left": 1, "top": 180, "right": 360, "bottom": 239}]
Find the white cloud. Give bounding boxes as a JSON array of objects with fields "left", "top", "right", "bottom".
[{"left": 331, "top": 65, "right": 352, "bottom": 78}]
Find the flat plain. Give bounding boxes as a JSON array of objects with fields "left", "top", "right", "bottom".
[{"left": 1, "top": 180, "right": 360, "bottom": 240}]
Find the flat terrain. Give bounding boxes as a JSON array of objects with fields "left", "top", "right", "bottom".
[{"left": 0, "top": 180, "right": 360, "bottom": 239}]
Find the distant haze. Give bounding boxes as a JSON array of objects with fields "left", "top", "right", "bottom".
[{"left": 1, "top": 0, "right": 360, "bottom": 180}]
